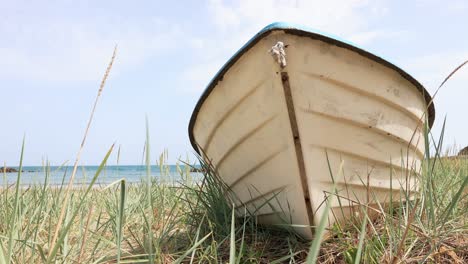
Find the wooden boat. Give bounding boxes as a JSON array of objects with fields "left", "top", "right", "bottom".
[{"left": 188, "top": 22, "right": 435, "bottom": 239}]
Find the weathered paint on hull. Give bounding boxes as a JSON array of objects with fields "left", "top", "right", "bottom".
[{"left": 189, "top": 24, "right": 434, "bottom": 239}]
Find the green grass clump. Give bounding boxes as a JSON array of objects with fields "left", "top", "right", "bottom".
[{"left": 0, "top": 136, "right": 466, "bottom": 263}]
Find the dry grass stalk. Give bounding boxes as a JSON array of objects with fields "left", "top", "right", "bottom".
[
  {"left": 49, "top": 46, "right": 117, "bottom": 256},
  {"left": 78, "top": 205, "right": 94, "bottom": 262}
]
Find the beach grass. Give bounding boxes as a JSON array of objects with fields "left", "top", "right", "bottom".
[
  {"left": 0, "top": 50, "right": 466, "bottom": 263},
  {"left": 0, "top": 135, "right": 466, "bottom": 263}
]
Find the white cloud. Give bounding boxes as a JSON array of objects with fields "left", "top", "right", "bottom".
[
  {"left": 0, "top": 16, "right": 182, "bottom": 82},
  {"left": 209, "top": 0, "right": 242, "bottom": 31},
  {"left": 448, "top": 0, "right": 468, "bottom": 13},
  {"left": 208, "top": 0, "right": 371, "bottom": 35},
  {"left": 182, "top": 0, "right": 392, "bottom": 93},
  {"left": 348, "top": 30, "right": 408, "bottom": 45}
]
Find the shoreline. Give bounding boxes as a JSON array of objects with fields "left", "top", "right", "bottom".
[{"left": 0, "top": 180, "right": 196, "bottom": 190}]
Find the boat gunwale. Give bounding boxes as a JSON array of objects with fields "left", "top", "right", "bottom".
[{"left": 188, "top": 22, "right": 435, "bottom": 154}]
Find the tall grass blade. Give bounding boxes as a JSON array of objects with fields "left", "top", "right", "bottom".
[
  {"left": 50, "top": 46, "right": 117, "bottom": 252},
  {"left": 229, "top": 205, "right": 236, "bottom": 264},
  {"left": 189, "top": 215, "right": 205, "bottom": 264},
  {"left": 117, "top": 179, "right": 126, "bottom": 264},
  {"left": 235, "top": 209, "right": 247, "bottom": 264},
  {"left": 6, "top": 136, "right": 25, "bottom": 263},
  {"left": 306, "top": 160, "right": 343, "bottom": 263},
  {"left": 305, "top": 195, "right": 331, "bottom": 264},
  {"left": 354, "top": 209, "right": 368, "bottom": 264},
  {"left": 78, "top": 205, "right": 94, "bottom": 263},
  {"left": 144, "top": 116, "right": 154, "bottom": 264}
]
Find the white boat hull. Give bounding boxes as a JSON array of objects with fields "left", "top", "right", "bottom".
[{"left": 189, "top": 23, "right": 434, "bottom": 239}]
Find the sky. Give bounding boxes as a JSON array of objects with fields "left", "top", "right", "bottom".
[{"left": 1, "top": 0, "right": 468, "bottom": 166}]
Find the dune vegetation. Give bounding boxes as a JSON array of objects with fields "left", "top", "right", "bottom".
[
  {"left": 0, "top": 132, "right": 467, "bottom": 263},
  {"left": 0, "top": 50, "right": 466, "bottom": 264}
]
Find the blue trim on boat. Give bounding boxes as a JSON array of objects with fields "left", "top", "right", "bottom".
[
  {"left": 262, "top": 22, "right": 358, "bottom": 46},
  {"left": 188, "top": 22, "right": 435, "bottom": 153}
]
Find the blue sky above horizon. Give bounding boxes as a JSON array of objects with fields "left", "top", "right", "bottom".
[{"left": 1, "top": 0, "right": 468, "bottom": 165}]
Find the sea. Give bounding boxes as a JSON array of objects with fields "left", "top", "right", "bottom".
[{"left": 2, "top": 165, "right": 203, "bottom": 186}]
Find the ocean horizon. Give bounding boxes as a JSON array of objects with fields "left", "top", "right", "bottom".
[{"left": 2, "top": 165, "right": 202, "bottom": 186}]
